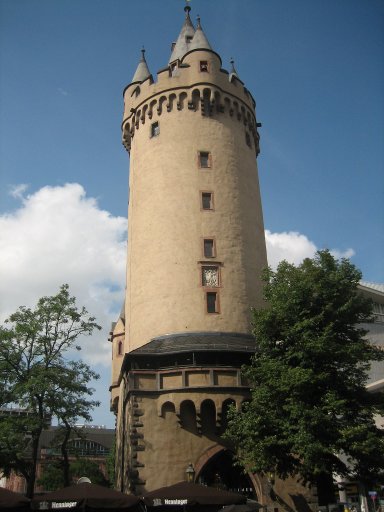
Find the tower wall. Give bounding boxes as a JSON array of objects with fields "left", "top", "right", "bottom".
[
  {"left": 122, "top": 50, "right": 267, "bottom": 352},
  {"left": 112, "top": 16, "right": 269, "bottom": 495}
]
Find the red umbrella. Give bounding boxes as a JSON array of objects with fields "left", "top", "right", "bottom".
[
  {"left": 0, "top": 487, "right": 30, "bottom": 510},
  {"left": 32, "top": 482, "right": 140, "bottom": 510},
  {"left": 142, "top": 482, "right": 247, "bottom": 507}
]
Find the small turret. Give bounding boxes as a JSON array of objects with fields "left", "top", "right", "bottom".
[
  {"left": 189, "top": 15, "right": 212, "bottom": 52},
  {"left": 169, "top": 4, "right": 195, "bottom": 64},
  {"left": 229, "top": 57, "right": 242, "bottom": 83},
  {"left": 131, "top": 47, "right": 151, "bottom": 84}
]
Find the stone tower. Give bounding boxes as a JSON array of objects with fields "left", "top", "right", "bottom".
[{"left": 110, "top": 6, "right": 268, "bottom": 496}]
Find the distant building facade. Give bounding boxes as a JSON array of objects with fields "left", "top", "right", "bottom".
[{"left": 0, "top": 422, "right": 114, "bottom": 494}]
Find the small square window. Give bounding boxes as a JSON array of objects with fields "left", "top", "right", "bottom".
[
  {"left": 206, "top": 292, "right": 219, "bottom": 313},
  {"left": 203, "top": 239, "right": 215, "bottom": 258},
  {"left": 199, "top": 151, "right": 211, "bottom": 168},
  {"left": 201, "top": 192, "right": 213, "bottom": 210},
  {"left": 200, "top": 61, "right": 209, "bottom": 72},
  {"left": 151, "top": 121, "right": 160, "bottom": 137}
]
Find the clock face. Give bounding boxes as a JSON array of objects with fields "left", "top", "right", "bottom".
[{"left": 202, "top": 266, "right": 219, "bottom": 287}]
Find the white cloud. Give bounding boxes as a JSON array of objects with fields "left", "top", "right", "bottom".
[
  {"left": 265, "top": 229, "right": 355, "bottom": 269},
  {"left": 9, "top": 183, "right": 29, "bottom": 200},
  {"left": 57, "top": 87, "right": 69, "bottom": 96},
  {"left": 265, "top": 229, "right": 317, "bottom": 268},
  {"left": 0, "top": 183, "right": 127, "bottom": 366},
  {"left": 330, "top": 248, "right": 355, "bottom": 260}
]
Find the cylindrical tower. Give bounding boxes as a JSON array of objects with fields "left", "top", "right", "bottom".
[
  {"left": 122, "top": 24, "right": 266, "bottom": 351},
  {"left": 111, "top": 6, "right": 268, "bottom": 496}
]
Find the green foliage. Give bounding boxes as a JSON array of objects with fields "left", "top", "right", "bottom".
[
  {"left": 70, "top": 458, "right": 110, "bottom": 486},
  {"left": 37, "top": 462, "right": 65, "bottom": 491},
  {"left": 38, "top": 459, "right": 110, "bottom": 491},
  {"left": 226, "top": 251, "right": 384, "bottom": 485},
  {"left": 0, "top": 285, "right": 101, "bottom": 496},
  {"left": 105, "top": 437, "right": 116, "bottom": 485}
]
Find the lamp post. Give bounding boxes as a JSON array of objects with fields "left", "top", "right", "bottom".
[{"left": 186, "top": 463, "right": 195, "bottom": 483}]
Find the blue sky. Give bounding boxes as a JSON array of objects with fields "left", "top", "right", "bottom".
[{"left": 1, "top": 0, "right": 383, "bottom": 427}]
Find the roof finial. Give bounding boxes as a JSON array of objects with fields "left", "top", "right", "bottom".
[
  {"left": 230, "top": 57, "right": 237, "bottom": 74},
  {"left": 141, "top": 46, "right": 146, "bottom": 60},
  {"left": 196, "top": 15, "right": 201, "bottom": 28},
  {"left": 184, "top": 0, "right": 191, "bottom": 16}
]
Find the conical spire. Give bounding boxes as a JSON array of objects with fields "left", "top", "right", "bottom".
[
  {"left": 189, "top": 15, "right": 212, "bottom": 52},
  {"left": 169, "top": 4, "right": 196, "bottom": 64},
  {"left": 229, "top": 57, "right": 240, "bottom": 81},
  {"left": 131, "top": 47, "right": 151, "bottom": 84}
]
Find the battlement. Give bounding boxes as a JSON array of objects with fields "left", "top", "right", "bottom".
[{"left": 122, "top": 49, "right": 260, "bottom": 154}]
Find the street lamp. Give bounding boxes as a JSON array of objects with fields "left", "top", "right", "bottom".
[
  {"left": 186, "top": 463, "right": 195, "bottom": 483},
  {"left": 266, "top": 472, "right": 275, "bottom": 486}
]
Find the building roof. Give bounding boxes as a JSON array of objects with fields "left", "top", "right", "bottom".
[
  {"left": 169, "top": 6, "right": 213, "bottom": 64},
  {"left": 188, "top": 16, "right": 212, "bottom": 52},
  {"left": 128, "top": 331, "right": 256, "bottom": 356},
  {"left": 131, "top": 48, "right": 151, "bottom": 84},
  {"left": 169, "top": 5, "right": 196, "bottom": 64},
  {"left": 39, "top": 425, "right": 115, "bottom": 451},
  {"left": 360, "top": 281, "right": 384, "bottom": 294}
]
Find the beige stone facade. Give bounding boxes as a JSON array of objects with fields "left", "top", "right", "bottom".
[
  {"left": 109, "top": 6, "right": 312, "bottom": 510},
  {"left": 121, "top": 48, "right": 266, "bottom": 352}
]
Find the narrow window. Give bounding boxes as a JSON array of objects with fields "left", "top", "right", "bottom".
[
  {"left": 200, "top": 61, "right": 209, "bottom": 72},
  {"left": 151, "top": 121, "right": 160, "bottom": 137},
  {"left": 186, "top": 35, "right": 193, "bottom": 44},
  {"left": 199, "top": 151, "right": 211, "bottom": 168},
  {"left": 201, "top": 192, "right": 213, "bottom": 210},
  {"left": 202, "top": 266, "right": 219, "bottom": 287},
  {"left": 206, "top": 292, "right": 219, "bottom": 313},
  {"left": 117, "top": 341, "right": 123, "bottom": 356},
  {"left": 203, "top": 238, "right": 215, "bottom": 258}
]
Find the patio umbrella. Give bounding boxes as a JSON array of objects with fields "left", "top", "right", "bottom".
[
  {"left": 221, "top": 502, "right": 262, "bottom": 512},
  {"left": 142, "top": 482, "right": 247, "bottom": 507},
  {"left": 0, "top": 487, "right": 30, "bottom": 510},
  {"left": 32, "top": 482, "right": 141, "bottom": 510}
]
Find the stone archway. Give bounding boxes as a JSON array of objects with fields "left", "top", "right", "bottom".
[{"left": 194, "top": 446, "right": 260, "bottom": 500}]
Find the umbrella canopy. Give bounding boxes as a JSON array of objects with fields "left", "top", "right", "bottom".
[
  {"left": 0, "top": 487, "right": 30, "bottom": 510},
  {"left": 32, "top": 482, "right": 140, "bottom": 510},
  {"left": 142, "top": 482, "right": 247, "bottom": 507},
  {"left": 221, "top": 503, "right": 262, "bottom": 512}
]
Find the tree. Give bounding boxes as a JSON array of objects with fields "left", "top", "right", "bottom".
[
  {"left": 38, "top": 458, "right": 110, "bottom": 491},
  {"left": 45, "top": 360, "right": 100, "bottom": 487},
  {"left": 0, "top": 285, "right": 101, "bottom": 497},
  {"left": 105, "top": 437, "right": 116, "bottom": 486},
  {"left": 226, "top": 251, "right": 384, "bottom": 488}
]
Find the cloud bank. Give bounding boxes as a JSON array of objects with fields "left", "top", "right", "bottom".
[
  {"left": 0, "top": 183, "right": 127, "bottom": 365},
  {"left": 0, "top": 183, "right": 354, "bottom": 366}
]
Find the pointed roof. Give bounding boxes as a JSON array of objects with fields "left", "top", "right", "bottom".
[
  {"left": 189, "top": 15, "right": 212, "bottom": 52},
  {"left": 229, "top": 58, "right": 238, "bottom": 76},
  {"left": 229, "top": 57, "right": 239, "bottom": 81},
  {"left": 169, "top": 4, "right": 196, "bottom": 63},
  {"left": 131, "top": 47, "right": 151, "bottom": 83}
]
